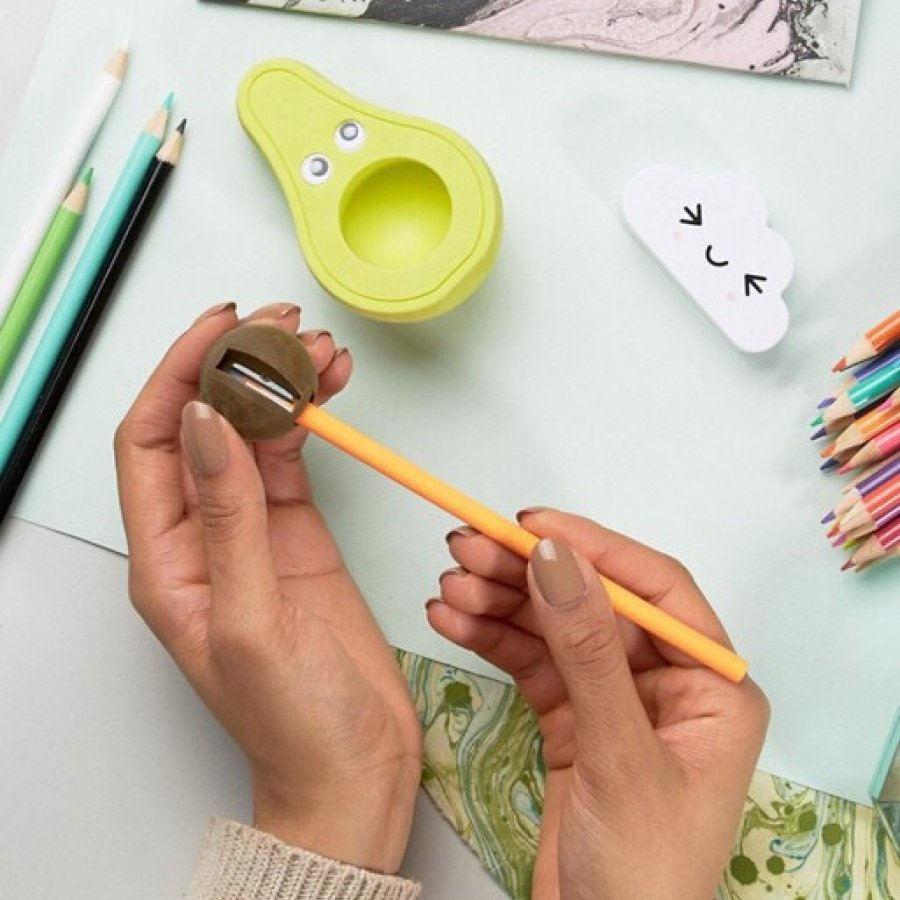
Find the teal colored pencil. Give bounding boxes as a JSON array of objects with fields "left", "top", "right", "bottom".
[
  {"left": 0, "top": 95, "right": 172, "bottom": 473},
  {"left": 813, "top": 357, "right": 900, "bottom": 428},
  {"left": 0, "top": 169, "right": 93, "bottom": 387}
]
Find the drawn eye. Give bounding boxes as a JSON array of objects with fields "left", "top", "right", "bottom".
[
  {"left": 301, "top": 154, "right": 331, "bottom": 185},
  {"left": 679, "top": 204, "right": 703, "bottom": 227},
  {"left": 335, "top": 120, "right": 365, "bottom": 152},
  {"left": 744, "top": 273, "right": 767, "bottom": 296}
]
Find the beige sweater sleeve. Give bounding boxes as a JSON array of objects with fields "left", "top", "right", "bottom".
[{"left": 187, "top": 818, "right": 422, "bottom": 900}]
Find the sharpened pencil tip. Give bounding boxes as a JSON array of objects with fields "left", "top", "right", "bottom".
[
  {"left": 162, "top": 92, "right": 175, "bottom": 111},
  {"left": 817, "top": 396, "right": 835, "bottom": 409},
  {"left": 840, "top": 558, "right": 854, "bottom": 571},
  {"left": 837, "top": 462, "right": 853, "bottom": 474},
  {"left": 810, "top": 413, "right": 824, "bottom": 427},
  {"left": 832, "top": 534, "right": 847, "bottom": 547},
  {"left": 176, "top": 119, "right": 187, "bottom": 133},
  {"left": 80, "top": 166, "right": 94, "bottom": 185},
  {"left": 810, "top": 427, "right": 826, "bottom": 440},
  {"left": 832, "top": 357, "right": 847, "bottom": 373},
  {"left": 820, "top": 458, "right": 838, "bottom": 471},
  {"left": 821, "top": 511, "right": 835, "bottom": 525}
]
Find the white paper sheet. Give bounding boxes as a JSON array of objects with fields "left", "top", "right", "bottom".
[{"left": 0, "top": 0, "right": 896, "bottom": 804}]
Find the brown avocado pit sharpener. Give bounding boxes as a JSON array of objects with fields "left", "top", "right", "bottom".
[{"left": 200, "top": 324, "right": 317, "bottom": 442}]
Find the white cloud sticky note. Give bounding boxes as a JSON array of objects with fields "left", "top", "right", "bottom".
[{"left": 623, "top": 164, "right": 793, "bottom": 353}]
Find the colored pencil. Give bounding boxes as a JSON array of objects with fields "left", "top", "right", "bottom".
[
  {"left": 837, "top": 474, "right": 900, "bottom": 533},
  {"left": 826, "top": 453, "right": 900, "bottom": 522},
  {"left": 0, "top": 170, "right": 93, "bottom": 386},
  {"left": 0, "top": 124, "right": 184, "bottom": 522},
  {"left": 814, "top": 358, "right": 900, "bottom": 426},
  {"left": 830, "top": 388, "right": 900, "bottom": 455},
  {"left": 0, "top": 46, "right": 128, "bottom": 323},
  {"left": 0, "top": 96, "right": 171, "bottom": 474},
  {"left": 818, "top": 346, "right": 900, "bottom": 408},
  {"left": 832, "top": 310, "right": 900, "bottom": 372},
  {"left": 842, "top": 452, "right": 900, "bottom": 493},
  {"left": 842, "top": 519, "right": 900, "bottom": 570},
  {"left": 839, "top": 422, "right": 900, "bottom": 473}
]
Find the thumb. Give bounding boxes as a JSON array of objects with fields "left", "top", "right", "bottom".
[
  {"left": 528, "top": 538, "right": 652, "bottom": 753},
  {"left": 181, "top": 401, "right": 281, "bottom": 632}
]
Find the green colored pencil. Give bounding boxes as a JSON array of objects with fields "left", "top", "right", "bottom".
[{"left": 0, "top": 168, "right": 93, "bottom": 386}]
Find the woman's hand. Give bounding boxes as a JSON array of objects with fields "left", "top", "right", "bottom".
[
  {"left": 115, "top": 302, "right": 422, "bottom": 874},
  {"left": 428, "top": 509, "right": 769, "bottom": 900}
]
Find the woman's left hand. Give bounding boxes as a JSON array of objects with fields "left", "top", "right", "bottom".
[{"left": 114, "top": 302, "right": 423, "bottom": 874}]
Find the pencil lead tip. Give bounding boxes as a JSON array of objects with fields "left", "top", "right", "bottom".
[
  {"left": 821, "top": 511, "right": 835, "bottom": 525},
  {"left": 840, "top": 558, "right": 855, "bottom": 571},
  {"left": 176, "top": 118, "right": 187, "bottom": 133},
  {"left": 81, "top": 166, "right": 94, "bottom": 185},
  {"left": 820, "top": 459, "right": 838, "bottom": 472},
  {"left": 819, "top": 446, "right": 834, "bottom": 460},
  {"left": 837, "top": 462, "right": 853, "bottom": 474},
  {"left": 162, "top": 92, "right": 175, "bottom": 112},
  {"left": 833, "top": 357, "right": 847, "bottom": 373},
  {"left": 832, "top": 534, "right": 847, "bottom": 547},
  {"left": 817, "top": 396, "right": 835, "bottom": 409},
  {"left": 810, "top": 427, "right": 826, "bottom": 440},
  {"left": 810, "top": 413, "right": 824, "bottom": 427}
]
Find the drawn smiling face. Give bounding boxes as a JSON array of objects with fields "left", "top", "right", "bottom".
[{"left": 623, "top": 164, "right": 793, "bottom": 352}]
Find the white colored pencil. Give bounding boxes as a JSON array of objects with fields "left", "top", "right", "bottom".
[{"left": 0, "top": 45, "right": 129, "bottom": 323}]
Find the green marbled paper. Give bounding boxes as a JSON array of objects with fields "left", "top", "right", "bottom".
[{"left": 398, "top": 652, "right": 900, "bottom": 899}]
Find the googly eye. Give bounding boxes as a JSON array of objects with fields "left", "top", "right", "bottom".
[
  {"left": 335, "top": 120, "right": 365, "bottom": 152},
  {"left": 301, "top": 154, "right": 331, "bottom": 185}
]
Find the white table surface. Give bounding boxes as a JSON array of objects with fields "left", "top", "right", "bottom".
[{"left": 0, "top": 6, "right": 507, "bottom": 898}]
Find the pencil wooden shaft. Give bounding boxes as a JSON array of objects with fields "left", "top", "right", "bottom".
[
  {"left": 0, "top": 153, "right": 176, "bottom": 521},
  {"left": 297, "top": 403, "right": 748, "bottom": 683},
  {"left": 0, "top": 48, "right": 126, "bottom": 320}
]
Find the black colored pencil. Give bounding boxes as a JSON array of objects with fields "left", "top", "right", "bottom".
[{"left": 0, "top": 121, "right": 185, "bottom": 523}]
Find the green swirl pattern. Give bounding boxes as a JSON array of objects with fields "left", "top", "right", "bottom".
[{"left": 398, "top": 651, "right": 900, "bottom": 899}]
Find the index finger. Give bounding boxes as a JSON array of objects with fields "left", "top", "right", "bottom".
[{"left": 114, "top": 303, "right": 238, "bottom": 549}]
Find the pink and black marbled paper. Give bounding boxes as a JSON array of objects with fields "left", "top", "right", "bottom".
[{"left": 208, "top": 0, "right": 861, "bottom": 84}]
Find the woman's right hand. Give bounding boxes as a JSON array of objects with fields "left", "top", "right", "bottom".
[{"left": 428, "top": 509, "right": 769, "bottom": 900}]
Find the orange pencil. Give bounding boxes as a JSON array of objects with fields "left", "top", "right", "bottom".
[
  {"left": 837, "top": 473, "right": 900, "bottom": 533},
  {"left": 297, "top": 404, "right": 748, "bottom": 684},
  {"left": 833, "top": 309, "right": 900, "bottom": 371},
  {"left": 831, "top": 388, "right": 900, "bottom": 455}
]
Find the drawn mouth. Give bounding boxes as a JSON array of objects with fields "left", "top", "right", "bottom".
[{"left": 705, "top": 244, "right": 729, "bottom": 268}]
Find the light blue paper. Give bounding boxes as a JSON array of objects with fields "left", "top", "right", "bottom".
[{"left": 0, "top": 0, "right": 896, "bottom": 805}]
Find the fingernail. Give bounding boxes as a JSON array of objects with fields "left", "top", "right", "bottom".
[
  {"left": 251, "top": 302, "right": 300, "bottom": 320},
  {"left": 446, "top": 525, "right": 477, "bottom": 544},
  {"left": 193, "top": 301, "right": 236, "bottom": 325},
  {"left": 301, "top": 329, "right": 332, "bottom": 345},
  {"left": 439, "top": 567, "right": 466, "bottom": 585},
  {"left": 531, "top": 539, "right": 586, "bottom": 607},
  {"left": 181, "top": 401, "right": 228, "bottom": 477},
  {"left": 425, "top": 598, "right": 441, "bottom": 612},
  {"left": 333, "top": 346, "right": 350, "bottom": 360},
  {"left": 516, "top": 506, "right": 547, "bottom": 523}
]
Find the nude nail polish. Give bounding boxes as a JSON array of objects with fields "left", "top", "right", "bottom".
[
  {"left": 181, "top": 401, "right": 228, "bottom": 477},
  {"left": 301, "top": 329, "right": 332, "bottom": 345},
  {"left": 250, "top": 302, "right": 300, "bottom": 320},
  {"left": 445, "top": 525, "right": 477, "bottom": 544},
  {"left": 193, "top": 301, "right": 236, "bottom": 325},
  {"left": 516, "top": 506, "right": 548, "bottom": 523},
  {"left": 531, "top": 539, "right": 586, "bottom": 607}
]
